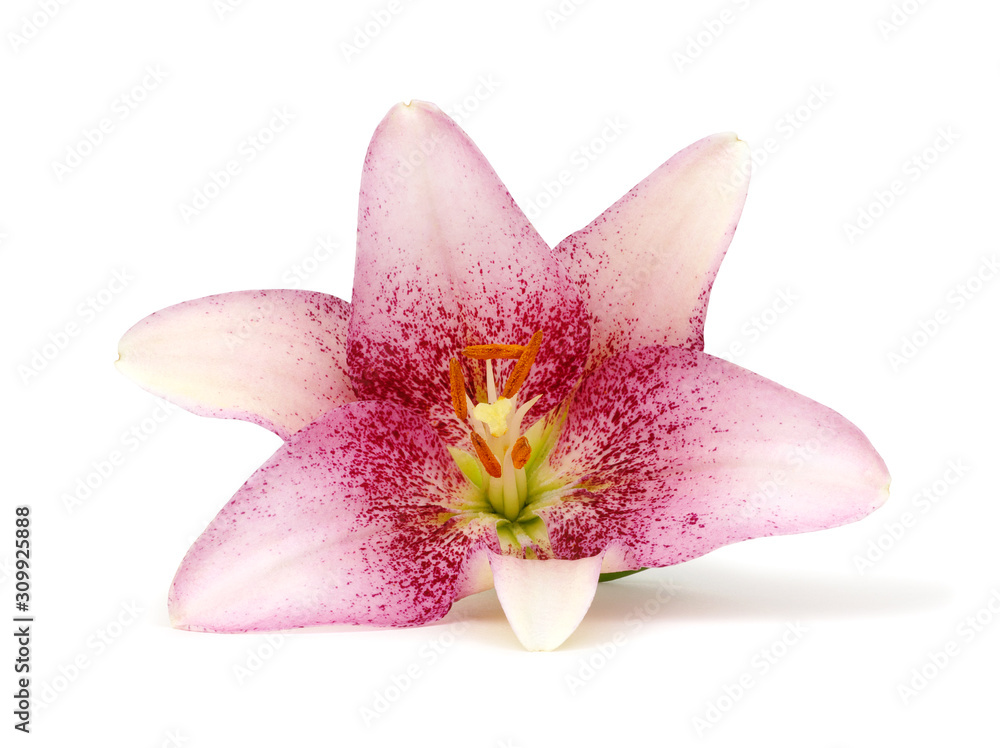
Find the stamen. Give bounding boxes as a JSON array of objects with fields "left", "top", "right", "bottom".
[
  {"left": 449, "top": 358, "right": 467, "bottom": 421},
  {"left": 462, "top": 344, "right": 525, "bottom": 360},
  {"left": 502, "top": 330, "right": 542, "bottom": 399},
  {"left": 511, "top": 436, "right": 531, "bottom": 469},
  {"left": 469, "top": 429, "right": 502, "bottom": 478}
]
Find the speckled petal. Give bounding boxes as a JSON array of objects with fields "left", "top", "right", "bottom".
[
  {"left": 348, "top": 101, "right": 589, "bottom": 446},
  {"left": 117, "top": 290, "right": 354, "bottom": 440},
  {"left": 539, "top": 346, "right": 890, "bottom": 569},
  {"left": 169, "top": 401, "right": 491, "bottom": 632},
  {"left": 490, "top": 550, "right": 605, "bottom": 651},
  {"left": 553, "top": 134, "right": 750, "bottom": 375}
]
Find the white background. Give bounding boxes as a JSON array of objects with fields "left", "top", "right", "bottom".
[{"left": 3, "top": 0, "right": 999, "bottom": 745}]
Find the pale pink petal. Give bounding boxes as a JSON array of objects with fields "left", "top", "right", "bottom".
[
  {"left": 553, "top": 134, "right": 750, "bottom": 374},
  {"left": 348, "top": 101, "right": 589, "bottom": 446},
  {"left": 489, "top": 550, "right": 605, "bottom": 651},
  {"left": 117, "top": 290, "right": 355, "bottom": 440},
  {"left": 169, "top": 401, "right": 496, "bottom": 632},
  {"left": 539, "top": 346, "right": 889, "bottom": 569}
]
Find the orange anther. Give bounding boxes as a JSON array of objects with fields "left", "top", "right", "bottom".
[
  {"left": 449, "top": 358, "right": 467, "bottom": 421},
  {"left": 502, "top": 330, "right": 543, "bottom": 399},
  {"left": 462, "top": 343, "right": 526, "bottom": 360},
  {"left": 511, "top": 436, "right": 532, "bottom": 469},
  {"left": 469, "top": 430, "right": 502, "bottom": 478}
]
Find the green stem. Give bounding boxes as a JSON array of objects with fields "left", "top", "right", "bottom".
[{"left": 598, "top": 568, "right": 648, "bottom": 583}]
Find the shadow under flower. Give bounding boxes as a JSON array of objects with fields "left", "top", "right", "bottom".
[
  {"left": 556, "top": 556, "right": 950, "bottom": 650},
  {"left": 181, "top": 555, "right": 948, "bottom": 653}
]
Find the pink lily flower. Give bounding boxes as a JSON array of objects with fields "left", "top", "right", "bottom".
[{"left": 117, "top": 101, "right": 889, "bottom": 650}]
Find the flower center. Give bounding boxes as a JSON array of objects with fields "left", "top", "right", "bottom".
[
  {"left": 448, "top": 332, "right": 547, "bottom": 541},
  {"left": 472, "top": 397, "right": 514, "bottom": 437}
]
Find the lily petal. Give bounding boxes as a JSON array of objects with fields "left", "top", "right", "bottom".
[
  {"left": 117, "top": 290, "right": 354, "bottom": 440},
  {"left": 169, "top": 401, "right": 490, "bottom": 632},
  {"left": 540, "top": 346, "right": 890, "bottom": 570},
  {"left": 348, "top": 101, "right": 589, "bottom": 445},
  {"left": 489, "top": 550, "right": 605, "bottom": 651},
  {"left": 553, "top": 133, "right": 750, "bottom": 374}
]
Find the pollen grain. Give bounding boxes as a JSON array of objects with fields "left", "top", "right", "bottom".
[
  {"left": 462, "top": 343, "right": 525, "bottom": 360},
  {"left": 502, "top": 330, "right": 543, "bottom": 399},
  {"left": 469, "top": 429, "right": 502, "bottom": 478},
  {"left": 449, "top": 358, "right": 468, "bottom": 421},
  {"left": 511, "top": 436, "right": 532, "bottom": 469}
]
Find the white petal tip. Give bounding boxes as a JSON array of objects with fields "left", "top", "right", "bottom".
[{"left": 489, "top": 550, "right": 605, "bottom": 651}]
